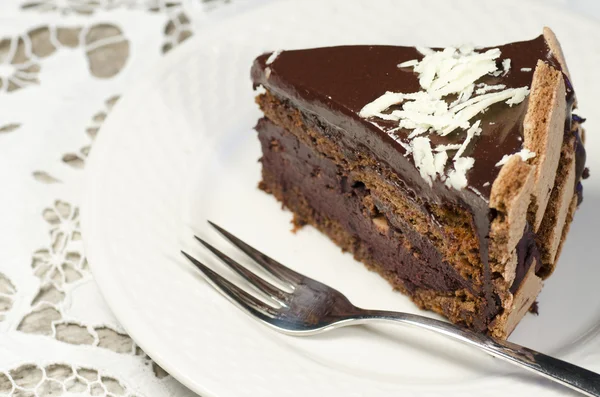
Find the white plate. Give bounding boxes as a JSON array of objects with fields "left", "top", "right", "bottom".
[{"left": 82, "top": 0, "right": 600, "bottom": 396}]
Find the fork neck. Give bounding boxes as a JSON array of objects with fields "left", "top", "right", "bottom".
[{"left": 349, "top": 309, "right": 489, "bottom": 345}]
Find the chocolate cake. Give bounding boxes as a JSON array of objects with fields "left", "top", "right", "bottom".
[{"left": 250, "top": 28, "right": 587, "bottom": 338}]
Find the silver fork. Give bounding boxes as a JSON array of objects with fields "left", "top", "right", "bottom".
[{"left": 182, "top": 221, "right": 600, "bottom": 396}]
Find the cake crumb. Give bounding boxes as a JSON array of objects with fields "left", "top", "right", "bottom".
[
  {"left": 529, "top": 301, "right": 539, "bottom": 315},
  {"left": 291, "top": 215, "right": 307, "bottom": 233},
  {"left": 372, "top": 216, "right": 390, "bottom": 234},
  {"left": 258, "top": 180, "right": 269, "bottom": 192},
  {"left": 269, "top": 138, "right": 282, "bottom": 152}
]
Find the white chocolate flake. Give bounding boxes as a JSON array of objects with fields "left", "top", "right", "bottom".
[
  {"left": 483, "top": 182, "right": 491, "bottom": 187},
  {"left": 475, "top": 84, "right": 506, "bottom": 95},
  {"left": 449, "top": 83, "right": 474, "bottom": 108},
  {"left": 359, "top": 91, "right": 405, "bottom": 118},
  {"left": 502, "top": 59, "right": 511, "bottom": 75},
  {"left": 417, "top": 46, "right": 435, "bottom": 56},
  {"left": 266, "top": 50, "right": 282, "bottom": 65},
  {"left": 495, "top": 148, "right": 536, "bottom": 167},
  {"left": 454, "top": 120, "right": 482, "bottom": 160},
  {"left": 443, "top": 87, "right": 529, "bottom": 135},
  {"left": 358, "top": 43, "right": 531, "bottom": 191},
  {"left": 434, "top": 150, "right": 448, "bottom": 177},
  {"left": 411, "top": 137, "right": 436, "bottom": 186},
  {"left": 434, "top": 143, "right": 462, "bottom": 152},
  {"left": 398, "top": 59, "right": 419, "bottom": 68},
  {"left": 521, "top": 67, "right": 532, "bottom": 72},
  {"left": 446, "top": 157, "right": 475, "bottom": 190},
  {"left": 254, "top": 85, "right": 266, "bottom": 95},
  {"left": 506, "top": 87, "right": 530, "bottom": 105},
  {"left": 407, "top": 127, "right": 429, "bottom": 139},
  {"left": 429, "top": 61, "right": 496, "bottom": 98},
  {"left": 459, "top": 44, "right": 475, "bottom": 54}
]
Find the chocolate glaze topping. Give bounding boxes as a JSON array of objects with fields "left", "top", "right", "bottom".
[
  {"left": 252, "top": 35, "right": 564, "bottom": 200},
  {"left": 252, "top": 34, "right": 585, "bottom": 322}
]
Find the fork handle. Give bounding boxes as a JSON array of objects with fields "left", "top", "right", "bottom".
[{"left": 355, "top": 310, "right": 600, "bottom": 396}]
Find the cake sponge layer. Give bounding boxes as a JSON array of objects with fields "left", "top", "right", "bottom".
[{"left": 257, "top": 117, "right": 493, "bottom": 330}]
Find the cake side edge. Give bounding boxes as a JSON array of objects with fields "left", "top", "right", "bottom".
[{"left": 488, "top": 31, "right": 578, "bottom": 338}]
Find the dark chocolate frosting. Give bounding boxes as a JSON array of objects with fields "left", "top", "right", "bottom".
[{"left": 252, "top": 35, "right": 562, "bottom": 200}]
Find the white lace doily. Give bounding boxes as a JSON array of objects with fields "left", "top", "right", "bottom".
[
  {"left": 0, "top": 0, "right": 597, "bottom": 396},
  {"left": 0, "top": 1, "right": 264, "bottom": 396}
]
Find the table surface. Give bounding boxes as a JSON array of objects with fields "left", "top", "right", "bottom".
[{"left": 0, "top": 0, "right": 597, "bottom": 396}]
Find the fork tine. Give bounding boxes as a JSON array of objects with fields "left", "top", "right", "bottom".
[
  {"left": 208, "top": 221, "right": 302, "bottom": 286},
  {"left": 193, "top": 236, "right": 288, "bottom": 303},
  {"left": 181, "top": 251, "right": 278, "bottom": 319}
]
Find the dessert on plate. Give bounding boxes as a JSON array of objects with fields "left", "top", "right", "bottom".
[{"left": 250, "top": 28, "right": 587, "bottom": 338}]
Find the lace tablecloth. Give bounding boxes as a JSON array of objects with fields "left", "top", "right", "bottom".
[
  {"left": 0, "top": 1, "right": 252, "bottom": 396},
  {"left": 0, "top": 1, "right": 598, "bottom": 396}
]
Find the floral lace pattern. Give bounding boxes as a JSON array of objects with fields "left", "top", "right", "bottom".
[
  {"left": 0, "top": 273, "right": 16, "bottom": 322},
  {"left": 62, "top": 95, "right": 119, "bottom": 169},
  {"left": 0, "top": 24, "right": 129, "bottom": 93},
  {"left": 0, "top": 124, "right": 21, "bottom": 134},
  {"left": 0, "top": 364, "right": 137, "bottom": 397},
  {"left": 0, "top": 0, "right": 239, "bottom": 396},
  {"left": 21, "top": 0, "right": 179, "bottom": 14}
]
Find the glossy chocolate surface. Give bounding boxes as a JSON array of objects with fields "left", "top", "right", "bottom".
[{"left": 252, "top": 35, "right": 560, "bottom": 200}]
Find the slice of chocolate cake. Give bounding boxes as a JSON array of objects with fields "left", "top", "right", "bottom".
[{"left": 251, "top": 28, "right": 587, "bottom": 338}]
